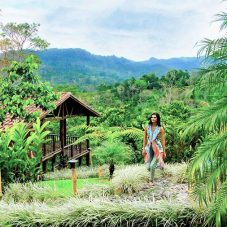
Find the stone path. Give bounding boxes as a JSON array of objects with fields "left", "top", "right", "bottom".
[
  {"left": 115, "top": 178, "right": 190, "bottom": 204},
  {"left": 140, "top": 179, "right": 190, "bottom": 202}
]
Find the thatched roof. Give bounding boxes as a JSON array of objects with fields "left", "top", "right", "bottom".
[{"left": 1, "top": 92, "right": 100, "bottom": 130}]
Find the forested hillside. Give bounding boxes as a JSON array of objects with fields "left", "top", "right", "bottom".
[{"left": 36, "top": 48, "right": 202, "bottom": 89}]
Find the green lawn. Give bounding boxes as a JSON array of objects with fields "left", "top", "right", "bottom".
[{"left": 38, "top": 178, "right": 110, "bottom": 196}]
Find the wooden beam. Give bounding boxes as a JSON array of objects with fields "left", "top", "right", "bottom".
[
  {"left": 70, "top": 106, "right": 74, "bottom": 116},
  {"left": 57, "top": 103, "right": 62, "bottom": 117}
]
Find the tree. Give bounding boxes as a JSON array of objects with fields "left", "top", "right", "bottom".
[
  {"left": 185, "top": 12, "right": 227, "bottom": 227},
  {"left": 141, "top": 73, "right": 161, "bottom": 89},
  {"left": 69, "top": 125, "right": 143, "bottom": 178},
  {"left": 160, "top": 101, "right": 192, "bottom": 162},
  {"left": 161, "top": 70, "right": 190, "bottom": 103},
  {"left": 0, "top": 22, "right": 49, "bottom": 64},
  {"left": 0, "top": 55, "right": 58, "bottom": 123}
]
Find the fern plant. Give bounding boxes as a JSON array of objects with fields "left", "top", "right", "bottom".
[{"left": 185, "top": 11, "right": 227, "bottom": 227}]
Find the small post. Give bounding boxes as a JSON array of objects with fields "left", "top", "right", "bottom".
[
  {"left": 0, "top": 170, "right": 2, "bottom": 198},
  {"left": 68, "top": 159, "right": 78, "bottom": 196},
  {"left": 98, "top": 165, "right": 103, "bottom": 180}
]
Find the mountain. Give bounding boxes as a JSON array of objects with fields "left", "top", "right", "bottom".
[{"left": 35, "top": 48, "right": 202, "bottom": 89}]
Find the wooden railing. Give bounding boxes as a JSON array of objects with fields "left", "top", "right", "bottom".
[
  {"left": 44, "top": 134, "right": 60, "bottom": 155},
  {"left": 63, "top": 142, "right": 88, "bottom": 159},
  {"left": 42, "top": 134, "right": 88, "bottom": 161}
]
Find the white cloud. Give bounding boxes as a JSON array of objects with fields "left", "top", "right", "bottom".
[{"left": 0, "top": 0, "right": 227, "bottom": 60}]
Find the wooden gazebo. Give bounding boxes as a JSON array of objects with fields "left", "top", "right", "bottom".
[{"left": 1, "top": 92, "right": 100, "bottom": 172}]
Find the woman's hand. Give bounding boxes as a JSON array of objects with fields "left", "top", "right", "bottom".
[{"left": 142, "top": 148, "right": 146, "bottom": 155}]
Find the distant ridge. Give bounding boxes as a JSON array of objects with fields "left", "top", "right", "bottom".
[{"left": 35, "top": 48, "right": 202, "bottom": 89}]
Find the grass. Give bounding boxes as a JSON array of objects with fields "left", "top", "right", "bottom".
[
  {"left": 38, "top": 177, "right": 111, "bottom": 196},
  {"left": 44, "top": 164, "right": 110, "bottom": 180},
  {"left": 3, "top": 178, "right": 112, "bottom": 203}
]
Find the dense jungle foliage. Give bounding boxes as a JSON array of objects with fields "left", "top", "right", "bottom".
[{"left": 53, "top": 68, "right": 209, "bottom": 164}]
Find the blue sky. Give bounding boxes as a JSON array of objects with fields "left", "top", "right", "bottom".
[{"left": 0, "top": 0, "right": 226, "bottom": 60}]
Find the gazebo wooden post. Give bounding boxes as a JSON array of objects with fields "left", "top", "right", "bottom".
[
  {"left": 86, "top": 115, "right": 91, "bottom": 166},
  {"left": 41, "top": 119, "right": 48, "bottom": 173},
  {"left": 78, "top": 157, "right": 82, "bottom": 166},
  {"left": 42, "top": 160, "right": 47, "bottom": 172},
  {"left": 60, "top": 121, "right": 66, "bottom": 153},
  {"left": 52, "top": 135, "right": 56, "bottom": 151},
  {"left": 42, "top": 143, "right": 47, "bottom": 172},
  {"left": 51, "top": 156, "right": 56, "bottom": 172},
  {"left": 60, "top": 104, "right": 67, "bottom": 167}
]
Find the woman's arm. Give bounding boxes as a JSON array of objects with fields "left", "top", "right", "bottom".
[{"left": 160, "top": 127, "right": 166, "bottom": 152}]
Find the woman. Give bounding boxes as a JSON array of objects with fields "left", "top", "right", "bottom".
[{"left": 142, "top": 113, "right": 166, "bottom": 185}]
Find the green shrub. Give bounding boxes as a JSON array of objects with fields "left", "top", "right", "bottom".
[
  {"left": 93, "top": 141, "right": 132, "bottom": 165},
  {"left": 0, "top": 119, "right": 50, "bottom": 184}
]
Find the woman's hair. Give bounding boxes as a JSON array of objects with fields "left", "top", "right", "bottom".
[{"left": 148, "top": 112, "right": 161, "bottom": 126}]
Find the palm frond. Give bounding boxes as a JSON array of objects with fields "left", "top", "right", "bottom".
[
  {"left": 112, "top": 127, "right": 143, "bottom": 141},
  {"left": 69, "top": 125, "right": 88, "bottom": 134},
  {"left": 86, "top": 126, "right": 109, "bottom": 133},
  {"left": 198, "top": 63, "right": 227, "bottom": 90},
  {"left": 73, "top": 132, "right": 105, "bottom": 145},
  {"left": 208, "top": 180, "right": 227, "bottom": 227},
  {"left": 197, "top": 38, "right": 227, "bottom": 61},
  {"left": 215, "top": 12, "right": 227, "bottom": 31},
  {"left": 183, "top": 96, "right": 227, "bottom": 137},
  {"left": 189, "top": 10, "right": 227, "bottom": 227},
  {"left": 188, "top": 132, "right": 227, "bottom": 204}
]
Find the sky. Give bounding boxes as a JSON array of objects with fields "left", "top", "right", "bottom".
[{"left": 0, "top": 0, "right": 226, "bottom": 61}]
